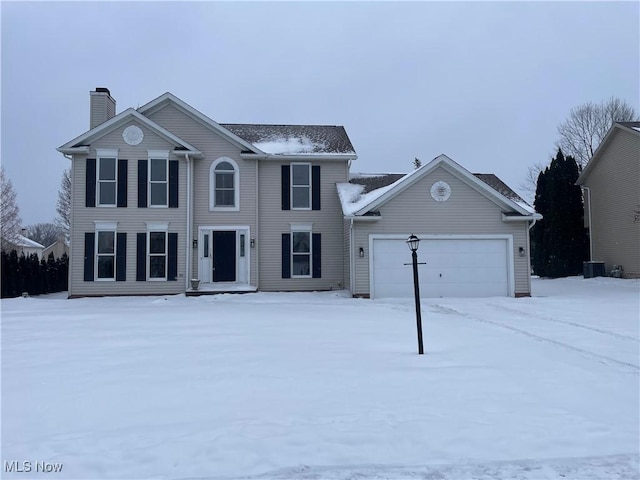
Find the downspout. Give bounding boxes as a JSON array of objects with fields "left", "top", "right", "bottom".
[
  {"left": 581, "top": 186, "right": 593, "bottom": 261},
  {"left": 349, "top": 217, "right": 355, "bottom": 296},
  {"left": 185, "top": 154, "right": 191, "bottom": 291},
  {"left": 64, "top": 154, "right": 74, "bottom": 298},
  {"left": 255, "top": 160, "right": 259, "bottom": 289}
]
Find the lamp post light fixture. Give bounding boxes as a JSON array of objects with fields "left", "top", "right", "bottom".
[{"left": 406, "top": 234, "right": 424, "bottom": 355}]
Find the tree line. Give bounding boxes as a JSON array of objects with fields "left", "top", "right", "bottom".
[{"left": 1, "top": 251, "right": 68, "bottom": 298}]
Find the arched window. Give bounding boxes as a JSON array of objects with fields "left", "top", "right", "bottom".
[{"left": 210, "top": 157, "right": 239, "bottom": 211}]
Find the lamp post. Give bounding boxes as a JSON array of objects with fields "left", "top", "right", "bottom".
[{"left": 406, "top": 234, "right": 424, "bottom": 355}]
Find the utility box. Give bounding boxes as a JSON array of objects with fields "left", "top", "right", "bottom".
[{"left": 583, "top": 261, "right": 606, "bottom": 278}]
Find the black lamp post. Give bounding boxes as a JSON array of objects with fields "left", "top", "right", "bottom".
[{"left": 406, "top": 234, "right": 424, "bottom": 355}]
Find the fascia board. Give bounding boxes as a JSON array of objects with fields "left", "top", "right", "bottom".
[
  {"left": 353, "top": 153, "right": 532, "bottom": 217},
  {"left": 353, "top": 155, "right": 446, "bottom": 216},
  {"left": 58, "top": 109, "right": 198, "bottom": 153},
  {"left": 137, "top": 92, "right": 264, "bottom": 155},
  {"left": 438, "top": 161, "right": 532, "bottom": 216}
]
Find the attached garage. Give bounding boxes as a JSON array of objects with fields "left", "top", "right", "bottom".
[
  {"left": 338, "top": 155, "right": 542, "bottom": 299},
  {"left": 370, "top": 236, "right": 512, "bottom": 298}
]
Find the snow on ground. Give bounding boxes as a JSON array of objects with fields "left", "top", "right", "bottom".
[{"left": 1, "top": 277, "right": 639, "bottom": 480}]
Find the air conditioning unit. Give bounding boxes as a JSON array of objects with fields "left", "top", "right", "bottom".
[{"left": 583, "top": 261, "right": 605, "bottom": 278}]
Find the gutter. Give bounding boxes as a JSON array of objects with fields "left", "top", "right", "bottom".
[
  {"left": 502, "top": 213, "right": 543, "bottom": 222},
  {"left": 185, "top": 154, "right": 191, "bottom": 291},
  {"left": 239, "top": 153, "right": 357, "bottom": 161}
]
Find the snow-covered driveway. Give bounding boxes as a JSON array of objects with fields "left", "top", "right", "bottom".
[{"left": 2, "top": 277, "right": 638, "bottom": 479}]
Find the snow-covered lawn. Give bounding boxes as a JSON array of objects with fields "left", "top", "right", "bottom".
[{"left": 2, "top": 277, "right": 639, "bottom": 480}]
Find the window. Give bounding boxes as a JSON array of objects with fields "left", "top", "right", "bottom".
[
  {"left": 97, "top": 149, "right": 118, "bottom": 206},
  {"left": 96, "top": 230, "right": 115, "bottom": 280},
  {"left": 149, "top": 156, "right": 168, "bottom": 207},
  {"left": 291, "top": 163, "right": 311, "bottom": 209},
  {"left": 210, "top": 157, "right": 239, "bottom": 211},
  {"left": 215, "top": 161, "right": 235, "bottom": 206},
  {"left": 292, "top": 231, "right": 311, "bottom": 277},
  {"left": 148, "top": 231, "right": 167, "bottom": 280}
]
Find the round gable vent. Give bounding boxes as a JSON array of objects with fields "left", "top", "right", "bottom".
[
  {"left": 123, "top": 125, "right": 144, "bottom": 145},
  {"left": 430, "top": 181, "right": 451, "bottom": 202}
]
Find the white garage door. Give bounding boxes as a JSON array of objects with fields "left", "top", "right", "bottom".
[{"left": 371, "top": 237, "right": 510, "bottom": 298}]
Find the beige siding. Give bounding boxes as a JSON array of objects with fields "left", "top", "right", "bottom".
[
  {"left": 148, "top": 104, "right": 259, "bottom": 285},
  {"left": 583, "top": 129, "right": 640, "bottom": 277},
  {"left": 258, "top": 159, "right": 349, "bottom": 291},
  {"left": 352, "top": 166, "right": 531, "bottom": 296},
  {"left": 69, "top": 122, "right": 187, "bottom": 296}
]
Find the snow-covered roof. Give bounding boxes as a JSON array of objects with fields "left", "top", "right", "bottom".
[
  {"left": 10, "top": 234, "right": 45, "bottom": 249},
  {"left": 221, "top": 124, "right": 356, "bottom": 155},
  {"left": 338, "top": 155, "right": 538, "bottom": 217}
]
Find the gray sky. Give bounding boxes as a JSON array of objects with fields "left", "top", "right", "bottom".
[{"left": 2, "top": 1, "right": 638, "bottom": 226}]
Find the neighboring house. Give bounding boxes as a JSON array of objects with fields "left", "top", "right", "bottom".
[
  {"left": 338, "top": 155, "right": 541, "bottom": 298},
  {"left": 576, "top": 121, "right": 640, "bottom": 278},
  {"left": 2, "top": 234, "right": 45, "bottom": 259},
  {"left": 42, "top": 238, "right": 70, "bottom": 260},
  {"left": 58, "top": 88, "right": 540, "bottom": 299}
]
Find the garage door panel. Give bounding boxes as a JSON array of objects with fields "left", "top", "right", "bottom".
[{"left": 372, "top": 238, "right": 510, "bottom": 298}]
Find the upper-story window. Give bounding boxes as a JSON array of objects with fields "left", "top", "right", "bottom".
[
  {"left": 97, "top": 149, "right": 118, "bottom": 206},
  {"left": 148, "top": 150, "right": 169, "bottom": 207},
  {"left": 210, "top": 157, "right": 239, "bottom": 211},
  {"left": 291, "top": 163, "right": 311, "bottom": 209}
]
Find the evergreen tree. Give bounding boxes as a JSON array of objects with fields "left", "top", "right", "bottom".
[{"left": 531, "top": 149, "right": 588, "bottom": 278}]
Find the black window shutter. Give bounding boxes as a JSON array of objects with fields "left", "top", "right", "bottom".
[
  {"left": 138, "top": 160, "right": 148, "bottom": 208},
  {"left": 169, "top": 160, "right": 179, "bottom": 208},
  {"left": 116, "top": 233, "right": 127, "bottom": 281},
  {"left": 136, "top": 233, "right": 146, "bottom": 281},
  {"left": 84, "top": 232, "right": 95, "bottom": 281},
  {"left": 312, "top": 233, "right": 321, "bottom": 278},
  {"left": 281, "top": 165, "right": 290, "bottom": 210},
  {"left": 117, "top": 159, "right": 128, "bottom": 207},
  {"left": 282, "top": 233, "right": 291, "bottom": 278},
  {"left": 312, "top": 165, "right": 321, "bottom": 210},
  {"left": 168, "top": 232, "right": 178, "bottom": 281},
  {"left": 86, "top": 159, "right": 96, "bottom": 207}
]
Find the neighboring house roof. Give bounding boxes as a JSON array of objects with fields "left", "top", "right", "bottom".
[
  {"left": 5, "top": 234, "right": 45, "bottom": 249},
  {"left": 576, "top": 121, "right": 640, "bottom": 185},
  {"left": 337, "top": 154, "right": 538, "bottom": 217},
  {"left": 221, "top": 124, "right": 356, "bottom": 155},
  {"left": 57, "top": 108, "right": 201, "bottom": 156}
]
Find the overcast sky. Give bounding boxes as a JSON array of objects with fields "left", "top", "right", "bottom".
[{"left": 2, "top": 1, "right": 638, "bottom": 226}]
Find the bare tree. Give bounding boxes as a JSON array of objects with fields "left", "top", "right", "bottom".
[
  {"left": 519, "top": 161, "right": 547, "bottom": 204},
  {"left": 55, "top": 168, "right": 71, "bottom": 240},
  {"left": 1, "top": 166, "right": 22, "bottom": 247},
  {"left": 557, "top": 97, "right": 636, "bottom": 168},
  {"left": 25, "top": 223, "right": 63, "bottom": 247}
]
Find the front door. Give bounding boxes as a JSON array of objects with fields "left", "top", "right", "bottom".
[{"left": 212, "top": 231, "right": 236, "bottom": 282}]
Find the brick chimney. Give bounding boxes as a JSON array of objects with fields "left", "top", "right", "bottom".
[{"left": 89, "top": 87, "right": 116, "bottom": 129}]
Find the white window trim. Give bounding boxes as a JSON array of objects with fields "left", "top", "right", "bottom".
[
  {"left": 290, "top": 224, "right": 312, "bottom": 278},
  {"left": 210, "top": 157, "right": 240, "bottom": 212},
  {"left": 148, "top": 150, "right": 169, "bottom": 208},
  {"left": 95, "top": 228, "right": 116, "bottom": 282},
  {"left": 291, "top": 162, "right": 311, "bottom": 210},
  {"left": 146, "top": 222, "right": 169, "bottom": 282},
  {"left": 96, "top": 148, "right": 119, "bottom": 208}
]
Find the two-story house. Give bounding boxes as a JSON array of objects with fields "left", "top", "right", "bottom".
[{"left": 59, "top": 88, "right": 540, "bottom": 299}]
